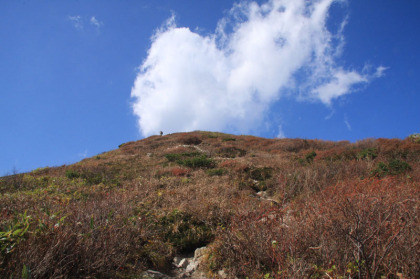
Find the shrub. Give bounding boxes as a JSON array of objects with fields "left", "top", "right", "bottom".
[
  {"left": 165, "top": 152, "right": 215, "bottom": 169},
  {"left": 207, "top": 168, "right": 227, "bottom": 176},
  {"left": 371, "top": 162, "right": 390, "bottom": 177},
  {"left": 165, "top": 153, "right": 182, "bottom": 162},
  {"left": 165, "top": 152, "right": 200, "bottom": 162},
  {"left": 0, "top": 211, "right": 31, "bottom": 256},
  {"left": 249, "top": 167, "right": 273, "bottom": 181},
  {"left": 65, "top": 170, "right": 80, "bottom": 179},
  {"left": 158, "top": 210, "right": 213, "bottom": 253},
  {"left": 179, "top": 155, "right": 215, "bottom": 169},
  {"left": 217, "top": 147, "right": 246, "bottom": 158},
  {"left": 212, "top": 178, "right": 419, "bottom": 278},
  {"left": 222, "top": 137, "right": 236, "bottom": 142},
  {"left": 357, "top": 148, "right": 378, "bottom": 160},
  {"left": 408, "top": 133, "right": 420, "bottom": 143},
  {"left": 170, "top": 167, "right": 190, "bottom": 177},
  {"left": 305, "top": 151, "right": 317, "bottom": 163},
  {"left": 180, "top": 136, "right": 202, "bottom": 145},
  {"left": 207, "top": 133, "right": 219, "bottom": 138},
  {"left": 388, "top": 159, "right": 412, "bottom": 175},
  {"left": 371, "top": 159, "right": 411, "bottom": 177}
]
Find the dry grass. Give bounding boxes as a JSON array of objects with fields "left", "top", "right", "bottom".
[{"left": 1, "top": 131, "right": 419, "bottom": 278}]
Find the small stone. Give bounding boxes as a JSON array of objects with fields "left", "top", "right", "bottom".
[
  {"left": 140, "top": 269, "right": 170, "bottom": 278},
  {"left": 218, "top": 269, "right": 228, "bottom": 279},
  {"left": 177, "top": 258, "right": 189, "bottom": 268},
  {"left": 194, "top": 247, "right": 208, "bottom": 259},
  {"left": 173, "top": 256, "right": 182, "bottom": 266},
  {"left": 185, "top": 260, "right": 199, "bottom": 273}
]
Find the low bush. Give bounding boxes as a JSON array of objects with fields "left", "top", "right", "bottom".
[
  {"left": 408, "top": 133, "right": 420, "bottom": 143},
  {"left": 212, "top": 178, "right": 419, "bottom": 278},
  {"left": 170, "top": 167, "right": 190, "bottom": 177},
  {"left": 207, "top": 168, "right": 227, "bottom": 176},
  {"left": 65, "top": 170, "right": 80, "bottom": 179},
  {"left": 305, "top": 151, "right": 317, "bottom": 163},
  {"left": 158, "top": 210, "right": 213, "bottom": 253},
  {"left": 180, "top": 136, "right": 202, "bottom": 145},
  {"left": 217, "top": 147, "right": 246, "bottom": 158},
  {"left": 371, "top": 159, "right": 412, "bottom": 177},
  {"left": 357, "top": 148, "right": 378, "bottom": 160},
  {"left": 179, "top": 155, "right": 215, "bottom": 169},
  {"left": 249, "top": 167, "right": 273, "bottom": 181},
  {"left": 165, "top": 153, "right": 215, "bottom": 169}
]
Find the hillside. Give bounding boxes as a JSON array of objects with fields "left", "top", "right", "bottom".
[{"left": 1, "top": 131, "right": 419, "bottom": 278}]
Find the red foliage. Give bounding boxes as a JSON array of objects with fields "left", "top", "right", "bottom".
[
  {"left": 170, "top": 167, "right": 190, "bottom": 177},
  {"left": 214, "top": 177, "right": 419, "bottom": 278}
]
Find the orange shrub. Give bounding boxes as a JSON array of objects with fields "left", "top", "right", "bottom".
[
  {"left": 170, "top": 167, "right": 190, "bottom": 177},
  {"left": 213, "top": 177, "right": 419, "bottom": 278}
]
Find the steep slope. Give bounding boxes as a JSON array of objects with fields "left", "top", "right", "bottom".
[{"left": 1, "top": 131, "right": 419, "bottom": 278}]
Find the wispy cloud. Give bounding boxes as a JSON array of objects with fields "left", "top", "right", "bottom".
[
  {"left": 344, "top": 115, "right": 352, "bottom": 131},
  {"left": 78, "top": 150, "right": 88, "bottom": 159},
  {"left": 68, "top": 15, "right": 83, "bottom": 29},
  {"left": 131, "top": 0, "right": 384, "bottom": 137},
  {"left": 68, "top": 15, "right": 103, "bottom": 30},
  {"left": 277, "top": 124, "right": 286, "bottom": 139},
  {"left": 90, "top": 16, "right": 103, "bottom": 28}
]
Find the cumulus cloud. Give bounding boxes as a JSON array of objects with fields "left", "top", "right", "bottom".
[{"left": 131, "top": 0, "right": 384, "bottom": 137}]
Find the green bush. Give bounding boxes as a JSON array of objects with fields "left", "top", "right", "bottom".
[
  {"left": 165, "top": 153, "right": 182, "bottom": 162},
  {"left": 0, "top": 211, "right": 31, "bottom": 255},
  {"left": 371, "top": 159, "right": 412, "bottom": 177},
  {"left": 65, "top": 170, "right": 80, "bottom": 179},
  {"left": 357, "top": 148, "right": 378, "bottom": 160},
  {"left": 165, "top": 152, "right": 201, "bottom": 162},
  {"left": 158, "top": 210, "right": 213, "bottom": 253},
  {"left": 179, "top": 155, "right": 215, "bottom": 169},
  {"left": 305, "top": 151, "right": 317, "bottom": 163},
  {"left": 371, "top": 162, "right": 389, "bottom": 177},
  {"left": 181, "top": 136, "right": 202, "bottom": 145},
  {"left": 408, "top": 133, "right": 420, "bottom": 143},
  {"left": 207, "top": 168, "right": 227, "bottom": 176},
  {"left": 250, "top": 167, "right": 273, "bottom": 181},
  {"left": 217, "top": 147, "right": 246, "bottom": 158},
  {"left": 388, "top": 159, "right": 412, "bottom": 175},
  {"left": 165, "top": 153, "right": 215, "bottom": 169},
  {"left": 207, "top": 133, "right": 219, "bottom": 138}
]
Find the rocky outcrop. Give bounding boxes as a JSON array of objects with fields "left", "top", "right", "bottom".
[{"left": 141, "top": 247, "right": 212, "bottom": 279}]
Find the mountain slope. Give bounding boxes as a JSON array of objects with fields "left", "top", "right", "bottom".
[{"left": 1, "top": 131, "right": 419, "bottom": 278}]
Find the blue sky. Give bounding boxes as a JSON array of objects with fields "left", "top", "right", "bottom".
[{"left": 1, "top": 0, "right": 419, "bottom": 175}]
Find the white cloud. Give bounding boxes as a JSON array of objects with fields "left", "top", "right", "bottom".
[
  {"left": 78, "top": 149, "right": 88, "bottom": 159},
  {"left": 374, "top": 65, "right": 388, "bottom": 78},
  {"left": 131, "top": 0, "right": 383, "bottom": 137},
  {"left": 344, "top": 115, "right": 352, "bottom": 131},
  {"left": 69, "top": 15, "right": 103, "bottom": 30},
  {"left": 277, "top": 124, "right": 286, "bottom": 138},
  {"left": 68, "top": 15, "right": 83, "bottom": 29},
  {"left": 311, "top": 69, "right": 368, "bottom": 105},
  {"left": 90, "top": 16, "right": 103, "bottom": 28}
]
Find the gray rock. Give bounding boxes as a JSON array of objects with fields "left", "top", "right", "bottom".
[
  {"left": 141, "top": 269, "right": 171, "bottom": 278},
  {"left": 177, "top": 258, "right": 189, "bottom": 268},
  {"left": 194, "top": 247, "right": 208, "bottom": 259},
  {"left": 185, "top": 260, "right": 199, "bottom": 274},
  {"left": 217, "top": 270, "right": 228, "bottom": 279}
]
